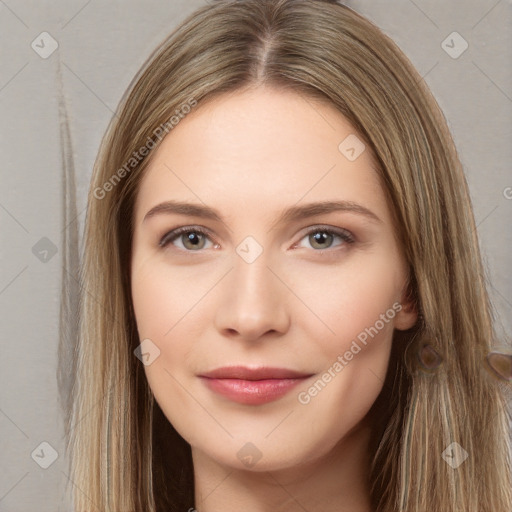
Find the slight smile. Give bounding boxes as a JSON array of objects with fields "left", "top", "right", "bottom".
[{"left": 198, "top": 366, "right": 315, "bottom": 405}]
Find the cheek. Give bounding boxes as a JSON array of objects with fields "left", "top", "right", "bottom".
[
  {"left": 130, "top": 254, "right": 219, "bottom": 400},
  {"left": 290, "top": 259, "right": 399, "bottom": 443},
  {"left": 286, "top": 252, "right": 403, "bottom": 354},
  {"left": 131, "top": 266, "right": 168, "bottom": 339},
  {"left": 131, "top": 257, "right": 207, "bottom": 440},
  {"left": 131, "top": 254, "right": 211, "bottom": 339}
]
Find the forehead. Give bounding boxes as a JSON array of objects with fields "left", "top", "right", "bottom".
[{"left": 133, "top": 86, "right": 388, "bottom": 225}]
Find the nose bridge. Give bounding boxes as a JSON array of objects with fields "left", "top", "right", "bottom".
[
  {"left": 214, "top": 238, "right": 290, "bottom": 339},
  {"left": 233, "top": 244, "right": 275, "bottom": 299},
  {"left": 231, "top": 239, "right": 278, "bottom": 308}
]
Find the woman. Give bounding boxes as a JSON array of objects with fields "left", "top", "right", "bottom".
[{"left": 65, "top": 0, "right": 512, "bottom": 511}]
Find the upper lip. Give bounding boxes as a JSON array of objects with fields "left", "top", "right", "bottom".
[{"left": 199, "top": 366, "right": 314, "bottom": 380}]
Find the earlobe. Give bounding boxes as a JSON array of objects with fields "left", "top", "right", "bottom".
[
  {"left": 395, "top": 302, "right": 418, "bottom": 331},
  {"left": 394, "top": 285, "right": 418, "bottom": 331}
]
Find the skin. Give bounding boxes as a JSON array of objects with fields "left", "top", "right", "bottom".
[{"left": 130, "top": 85, "right": 417, "bottom": 512}]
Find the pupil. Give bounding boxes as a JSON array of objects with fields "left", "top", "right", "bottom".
[
  {"left": 312, "top": 231, "right": 331, "bottom": 248},
  {"left": 187, "top": 233, "right": 201, "bottom": 245}
]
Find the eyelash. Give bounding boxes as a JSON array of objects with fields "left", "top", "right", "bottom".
[{"left": 158, "top": 225, "right": 355, "bottom": 252}]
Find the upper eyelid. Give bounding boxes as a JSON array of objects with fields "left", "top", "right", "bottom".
[{"left": 159, "top": 225, "right": 212, "bottom": 247}]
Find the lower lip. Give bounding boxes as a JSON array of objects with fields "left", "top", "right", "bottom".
[{"left": 200, "top": 377, "right": 308, "bottom": 405}]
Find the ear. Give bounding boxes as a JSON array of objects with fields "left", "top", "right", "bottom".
[{"left": 394, "top": 282, "right": 418, "bottom": 331}]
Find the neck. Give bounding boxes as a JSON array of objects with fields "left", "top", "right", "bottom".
[{"left": 192, "top": 417, "right": 374, "bottom": 512}]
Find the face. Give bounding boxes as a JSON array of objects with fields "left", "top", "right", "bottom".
[{"left": 130, "top": 86, "right": 417, "bottom": 472}]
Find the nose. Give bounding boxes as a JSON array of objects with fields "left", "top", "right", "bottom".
[{"left": 213, "top": 249, "right": 291, "bottom": 343}]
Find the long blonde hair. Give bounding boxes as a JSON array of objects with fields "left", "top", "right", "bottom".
[{"left": 63, "top": 1, "right": 512, "bottom": 510}]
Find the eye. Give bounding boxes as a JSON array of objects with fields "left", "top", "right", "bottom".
[
  {"left": 159, "top": 225, "right": 355, "bottom": 252},
  {"left": 295, "top": 226, "right": 355, "bottom": 251},
  {"left": 159, "top": 226, "right": 217, "bottom": 251}
]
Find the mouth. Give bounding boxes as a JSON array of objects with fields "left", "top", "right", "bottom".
[{"left": 198, "top": 366, "right": 314, "bottom": 405}]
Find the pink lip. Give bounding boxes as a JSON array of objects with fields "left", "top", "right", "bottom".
[{"left": 198, "top": 366, "right": 314, "bottom": 405}]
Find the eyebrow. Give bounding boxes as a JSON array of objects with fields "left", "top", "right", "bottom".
[{"left": 142, "top": 199, "right": 382, "bottom": 227}]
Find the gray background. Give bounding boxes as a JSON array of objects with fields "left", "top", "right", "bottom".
[{"left": 0, "top": 1, "right": 510, "bottom": 510}]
